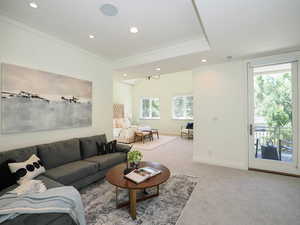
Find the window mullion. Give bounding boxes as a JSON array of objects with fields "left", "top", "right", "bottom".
[
  {"left": 183, "top": 97, "right": 186, "bottom": 119},
  {"left": 149, "top": 98, "right": 151, "bottom": 119}
]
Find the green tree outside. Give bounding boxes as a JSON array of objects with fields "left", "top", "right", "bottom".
[{"left": 254, "top": 72, "right": 292, "bottom": 143}]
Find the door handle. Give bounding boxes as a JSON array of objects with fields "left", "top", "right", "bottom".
[{"left": 249, "top": 124, "right": 253, "bottom": 136}]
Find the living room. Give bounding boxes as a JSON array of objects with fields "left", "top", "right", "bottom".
[{"left": 0, "top": 1, "right": 300, "bottom": 225}]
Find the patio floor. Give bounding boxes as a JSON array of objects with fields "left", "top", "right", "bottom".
[{"left": 256, "top": 150, "right": 293, "bottom": 162}]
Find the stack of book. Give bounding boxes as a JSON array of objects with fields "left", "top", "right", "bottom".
[{"left": 124, "top": 167, "right": 161, "bottom": 183}]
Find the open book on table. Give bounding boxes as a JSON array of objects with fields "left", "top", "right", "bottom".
[{"left": 124, "top": 167, "right": 162, "bottom": 184}]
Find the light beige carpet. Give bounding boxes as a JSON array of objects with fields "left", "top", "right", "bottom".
[
  {"left": 140, "top": 138, "right": 300, "bottom": 225},
  {"left": 133, "top": 135, "right": 177, "bottom": 150}
]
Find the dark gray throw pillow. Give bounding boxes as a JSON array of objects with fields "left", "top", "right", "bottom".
[
  {"left": 96, "top": 141, "right": 107, "bottom": 155},
  {"left": 106, "top": 140, "right": 117, "bottom": 153},
  {"left": 0, "top": 159, "right": 16, "bottom": 191}
]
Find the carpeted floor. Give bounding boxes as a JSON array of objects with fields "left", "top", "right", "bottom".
[
  {"left": 80, "top": 175, "right": 197, "bottom": 225},
  {"left": 133, "top": 135, "right": 177, "bottom": 150},
  {"left": 139, "top": 137, "right": 300, "bottom": 225}
]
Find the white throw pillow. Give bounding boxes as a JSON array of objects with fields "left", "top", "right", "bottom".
[{"left": 8, "top": 154, "right": 46, "bottom": 184}]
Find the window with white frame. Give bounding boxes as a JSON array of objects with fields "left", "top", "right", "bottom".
[
  {"left": 172, "top": 95, "right": 193, "bottom": 119},
  {"left": 140, "top": 97, "right": 160, "bottom": 119}
]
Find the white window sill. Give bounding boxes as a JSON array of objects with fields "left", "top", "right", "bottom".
[
  {"left": 172, "top": 118, "right": 194, "bottom": 120},
  {"left": 140, "top": 118, "right": 161, "bottom": 120}
]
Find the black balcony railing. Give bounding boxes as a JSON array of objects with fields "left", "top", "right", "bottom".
[{"left": 254, "top": 126, "right": 293, "bottom": 162}]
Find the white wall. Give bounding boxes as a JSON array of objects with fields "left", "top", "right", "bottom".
[
  {"left": 132, "top": 71, "right": 193, "bottom": 135},
  {"left": 113, "top": 81, "right": 133, "bottom": 118},
  {"left": 0, "top": 17, "right": 113, "bottom": 151},
  {"left": 192, "top": 61, "right": 248, "bottom": 169}
]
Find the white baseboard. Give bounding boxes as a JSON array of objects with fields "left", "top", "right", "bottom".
[{"left": 160, "top": 132, "right": 181, "bottom": 136}]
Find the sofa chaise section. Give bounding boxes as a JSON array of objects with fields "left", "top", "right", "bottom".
[
  {"left": 1, "top": 213, "right": 76, "bottom": 225},
  {"left": 44, "top": 160, "right": 98, "bottom": 185},
  {"left": 0, "top": 134, "right": 131, "bottom": 225},
  {"left": 0, "top": 175, "right": 71, "bottom": 225}
]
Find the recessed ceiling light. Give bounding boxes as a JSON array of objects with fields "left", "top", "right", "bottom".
[
  {"left": 201, "top": 59, "right": 207, "bottom": 63},
  {"left": 156, "top": 68, "right": 161, "bottom": 71},
  {"left": 130, "top": 27, "right": 138, "bottom": 34},
  {"left": 123, "top": 73, "right": 127, "bottom": 77},
  {"left": 29, "top": 2, "right": 38, "bottom": 8},
  {"left": 89, "top": 35, "right": 95, "bottom": 39}
]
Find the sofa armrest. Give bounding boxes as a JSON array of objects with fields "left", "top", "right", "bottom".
[{"left": 116, "top": 143, "right": 132, "bottom": 153}]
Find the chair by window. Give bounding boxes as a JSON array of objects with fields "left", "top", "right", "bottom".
[{"left": 181, "top": 122, "right": 193, "bottom": 139}]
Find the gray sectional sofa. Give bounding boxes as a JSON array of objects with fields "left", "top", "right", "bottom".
[{"left": 0, "top": 134, "right": 130, "bottom": 225}]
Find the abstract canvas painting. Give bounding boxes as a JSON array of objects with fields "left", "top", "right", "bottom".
[{"left": 1, "top": 64, "right": 92, "bottom": 134}]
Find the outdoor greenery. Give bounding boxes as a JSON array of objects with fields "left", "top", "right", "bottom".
[
  {"left": 255, "top": 72, "right": 292, "bottom": 128},
  {"left": 254, "top": 72, "right": 292, "bottom": 142},
  {"left": 141, "top": 98, "right": 160, "bottom": 119},
  {"left": 173, "top": 96, "right": 193, "bottom": 119}
]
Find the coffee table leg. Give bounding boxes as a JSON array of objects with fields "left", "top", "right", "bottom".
[
  {"left": 115, "top": 187, "right": 119, "bottom": 208},
  {"left": 129, "top": 189, "right": 137, "bottom": 219}
]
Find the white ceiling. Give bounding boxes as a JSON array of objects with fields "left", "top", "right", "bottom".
[
  {"left": 0, "top": 0, "right": 204, "bottom": 60},
  {"left": 195, "top": 0, "right": 300, "bottom": 58},
  {"left": 1, "top": 0, "right": 300, "bottom": 80},
  {"left": 116, "top": 0, "right": 300, "bottom": 80}
]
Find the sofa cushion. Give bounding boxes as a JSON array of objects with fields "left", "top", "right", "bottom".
[
  {"left": 79, "top": 137, "right": 98, "bottom": 159},
  {"left": 36, "top": 175, "right": 63, "bottom": 189},
  {"left": 85, "top": 152, "right": 126, "bottom": 170},
  {"left": 0, "top": 146, "right": 37, "bottom": 164},
  {"left": 44, "top": 160, "right": 98, "bottom": 185},
  {"left": 38, "top": 138, "right": 81, "bottom": 169}
]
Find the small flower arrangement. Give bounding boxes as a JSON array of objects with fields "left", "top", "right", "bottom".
[{"left": 128, "top": 150, "right": 143, "bottom": 167}]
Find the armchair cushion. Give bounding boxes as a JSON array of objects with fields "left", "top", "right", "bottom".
[{"left": 181, "top": 129, "right": 193, "bottom": 134}]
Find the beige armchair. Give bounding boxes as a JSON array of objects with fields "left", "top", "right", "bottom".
[{"left": 181, "top": 122, "right": 193, "bottom": 139}]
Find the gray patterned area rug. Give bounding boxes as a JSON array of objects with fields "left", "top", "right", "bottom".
[{"left": 80, "top": 175, "right": 198, "bottom": 225}]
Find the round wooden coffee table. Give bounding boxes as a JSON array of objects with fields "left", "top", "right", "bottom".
[{"left": 106, "top": 161, "right": 170, "bottom": 219}]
